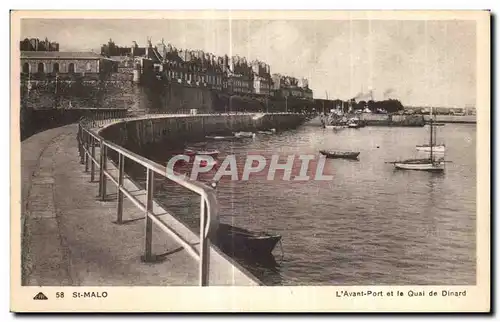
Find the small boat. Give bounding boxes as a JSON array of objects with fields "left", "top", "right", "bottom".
[
  {"left": 325, "top": 125, "right": 347, "bottom": 130},
  {"left": 416, "top": 144, "right": 446, "bottom": 153},
  {"left": 234, "top": 131, "right": 256, "bottom": 138},
  {"left": 347, "top": 118, "right": 363, "bottom": 128},
  {"left": 216, "top": 223, "right": 282, "bottom": 257},
  {"left": 184, "top": 147, "right": 220, "bottom": 157},
  {"left": 257, "top": 129, "right": 275, "bottom": 135},
  {"left": 179, "top": 148, "right": 219, "bottom": 167},
  {"left": 205, "top": 135, "right": 237, "bottom": 141},
  {"left": 319, "top": 150, "right": 360, "bottom": 160},
  {"left": 392, "top": 158, "right": 445, "bottom": 172}
]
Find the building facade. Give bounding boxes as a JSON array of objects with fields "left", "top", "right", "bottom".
[
  {"left": 271, "top": 73, "right": 313, "bottom": 100},
  {"left": 20, "top": 51, "right": 116, "bottom": 79},
  {"left": 20, "top": 37, "right": 59, "bottom": 52},
  {"left": 251, "top": 60, "right": 271, "bottom": 96},
  {"left": 253, "top": 76, "right": 271, "bottom": 95},
  {"left": 228, "top": 73, "right": 253, "bottom": 94}
]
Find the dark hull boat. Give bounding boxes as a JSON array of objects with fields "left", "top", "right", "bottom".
[
  {"left": 216, "top": 223, "right": 282, "bottom": 257},
  {"left": 319, "top": 150, "right": 360, "bottom": 160}
]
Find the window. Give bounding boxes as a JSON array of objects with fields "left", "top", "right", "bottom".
[
  {"left": 22, "top": 62, "right": 30, "bottom": 74},
  {"left": 53, "top": 62, "right": 59, "bottom": 73},
  {"left": 86, "top": 62, "right": 92, "bottom": 72},
  {"left": 37, "top": 62, "right": 45, "bottom": 73},
  {"left": 68, "top": 63, "right": 75, "bottom": 74}
]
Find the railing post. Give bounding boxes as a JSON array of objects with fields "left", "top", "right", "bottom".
[
  {"left": 84, "top": 131, "right": 89, "bottom": 172},
  {"left": 90, "top": 137, "right": 96, "bottom": 182},
  {"left": 78, "top": 125, "right": 85, "bottom": 165},
  {"left": 98, "top": 140, "right": 103, "bottom": 194},
  {"left": 100, "top": 143, "right": 107, "bottom": 201},
  {"left": 115, "top": 153, "right": 125, "bottom": 224},
  {"left": 143, "top": 169, "right": 154, "bottom": 261},
  {"left": 199, "top": 197, "right": 209, "bottom": 286}
]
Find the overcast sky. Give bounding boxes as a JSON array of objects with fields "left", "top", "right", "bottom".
[{"left": 21, "top": 19, "right": 476, "bottom": 107}]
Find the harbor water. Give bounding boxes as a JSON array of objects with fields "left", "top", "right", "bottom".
[{"left": 136, "top": 121, "right": 476, "bottom": 286}]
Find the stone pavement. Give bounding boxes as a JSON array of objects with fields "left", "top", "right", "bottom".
[{"left": 21, "top": 124, "right": 260, "bottom": 286}]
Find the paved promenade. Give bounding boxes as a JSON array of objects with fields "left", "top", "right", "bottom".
[{"left": 21, "top": 124, "right": 260, "bottom": 286}]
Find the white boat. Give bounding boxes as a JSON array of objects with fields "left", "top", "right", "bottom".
[
  {"left": 325, "top": 125, "right": 347, "bottom": 130},
  {"left": 347, "top": 118, "right": 363, "bottom": 128},
  {"left": 205, "top": 135, "right": 237, "bottom": 141},
  {"left": 393, "top": 158, "right": 445, "bottom": 171},
  {"left": 258, "top": 128, "right": 276, "bottom": 135},
  {"left": 416, "top": 144, "right": 446, "bottom": 153},
  {"left": 234, "top": 131, "right": 256, "bottom": 138}
]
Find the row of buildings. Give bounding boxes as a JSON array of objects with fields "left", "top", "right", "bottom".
[
  {"left": 19, "top": 38, "right": 313, "bottom": 100},
  {"left": 20, "top": 37, "right": 60, "bottom": 52},
  {"left": 101, "top": 39, "right": 313, "bottom": 99}
]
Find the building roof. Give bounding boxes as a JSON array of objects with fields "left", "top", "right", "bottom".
[{"left": 21, "top": 51, "right": 104, "bottom": 60}]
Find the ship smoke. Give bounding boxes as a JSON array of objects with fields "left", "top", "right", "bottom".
[{"left": 383, "top": 88, "right": 394, "bottom": 99}]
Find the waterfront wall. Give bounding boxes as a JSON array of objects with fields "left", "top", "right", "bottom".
[
  {"left": 358, "top": 113, "right": 426, "bottom": 127},
  {"left": 21, "top": 78, "right": 136, "bottom": 110},
  {"left": 21, "top": 108, "right": 128, "bottom": 141},
  {"left": 99, "top": 113, "right": 307, "bottom": 152},
  {"left": 161, "top": 82, "right": 214, "bottom": 113},
  {"left": 424, "top": 115, "right": 476, "bottom": 124}
]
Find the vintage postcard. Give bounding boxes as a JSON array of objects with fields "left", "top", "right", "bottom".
[{"left": 10, "top": 10, "right": 490, "bottom": 312}]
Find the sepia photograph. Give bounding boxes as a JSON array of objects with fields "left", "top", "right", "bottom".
[{"left": 10, "top": 10, "right": 490, "bottom": 312}]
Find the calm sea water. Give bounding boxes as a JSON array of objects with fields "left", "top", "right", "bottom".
[{"left": 134, "top": 120, "right": 476, "bottom": 286}]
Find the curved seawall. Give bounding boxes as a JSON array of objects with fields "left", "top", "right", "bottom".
[{"left": 99, "top": 113, "right": 307, "bottom": 151}]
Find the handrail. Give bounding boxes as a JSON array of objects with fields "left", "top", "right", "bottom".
[{"left": 77, "top": 116, "right": 220, "bottom": 286}]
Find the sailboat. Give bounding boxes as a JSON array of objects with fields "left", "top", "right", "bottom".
[
  {"left": 416, "top": 121, "right": 445, "bottom": 152},
  {"left": 389, "top": 108, "right": 447, "bottom": 172}
]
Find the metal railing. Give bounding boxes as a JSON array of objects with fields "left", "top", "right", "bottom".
[{"left": 77, "top": 117, "right": 219, "bottom": 286}]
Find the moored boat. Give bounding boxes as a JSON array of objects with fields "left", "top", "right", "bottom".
[
  {"left": 181, "top": 147, "right": 219, "bottom": 167},
  {"left": 216, "top": 223, "right": 282, "bottom": 257},
  {"left": 392, "top": 158, "right": 445, "bottom": 171},
  {"left": 389, "top": 107, "right": 450, "bottom": 172},
  {"left": 416, "top": 144, "right": 446, "bottom": 153},
  {"left": 347, "top": 118, "right": 363, "bottom": 128},
  {"left": 205, "top": 135, "right": 237, "bottom": 141},
  {"left": 184, "top": 147, "right": 220, "bottom": 157},
  {"left": 319, "top": 150, "right": 360, "bottom": 160},
  {"left": 325, "top": 124, "right": 347, "bottom": 130},
  {"left": 234, "top": 131, "right": 256, "bottom": 138}
]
